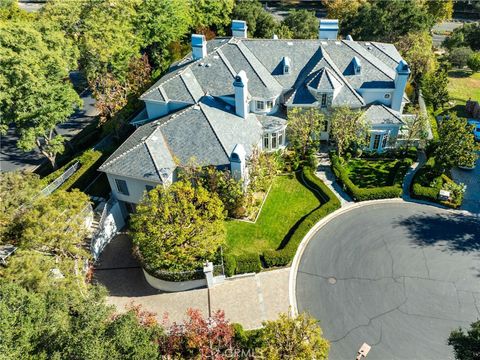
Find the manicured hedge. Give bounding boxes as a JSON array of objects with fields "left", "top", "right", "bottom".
[
  {"left": 330, "top": 155, "right": 406, "bottom": 201},
  {"left": 235, "top": 253, "right": 262, "bottom": 274},
  {"left": 224, "top": 253, "right": 237, "bottom": 277},
  {"left": 42, "top": 149, "right": 103, "bottom": 192},
  {"left": 262, "top": 167, "right": 341, "bottom": 268}
]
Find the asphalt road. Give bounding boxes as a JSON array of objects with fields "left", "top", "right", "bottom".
[
  {"left": 296, "top": 202, "right": 480, "bottom": 360},
  {"left": 0, "top": 71, "right": 98, "bottom": 172}
]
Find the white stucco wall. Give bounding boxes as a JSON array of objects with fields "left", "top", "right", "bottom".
[
  {"left": 357, "top": 88, "right": 394, "bottom": 107},
  {"left": 106, "top": 173, "right": 163, "bottom": 205}
]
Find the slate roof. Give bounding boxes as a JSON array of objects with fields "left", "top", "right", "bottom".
[
  {"left": 364, "top": 104, "right": 405, "bottom": 125},
  {"left": 140, "top": 37, "right": 404, "bottom": 107},
  {"left": 99, "top": 97, "right": 263, "bottom": 181}
]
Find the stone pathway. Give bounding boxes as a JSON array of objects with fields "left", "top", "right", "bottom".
[
  {"left": 95, "top": 235, "right": 290, "bottom": 329},
  {"left": 402, "top": 150, "right": 427, "bottom": 201},
  {"left": 316, "top": 151, "right": 352, "bottom": 206}
]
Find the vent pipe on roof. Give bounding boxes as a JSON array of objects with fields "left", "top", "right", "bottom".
[
  {"left": 232, "top": 20, "right": 248, "bottom": 38},
  {"left": 191, "top": 34, "right": 207, "bottom": 60},
  {"left": 273, "top": 34, "right": 278, "bottom": 40},
  {"left": 318, "top": 19, "right": 339, "bottom": 40},
  {"left": 233, "top": 70, "right": 249, "bottom": 119}
]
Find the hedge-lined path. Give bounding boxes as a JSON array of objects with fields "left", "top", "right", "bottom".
[
  {"left": 316, "top": 150, "right": 353, "bottom": 206},
  {"left": 402, "top": 150, "right": 427, "bottom": 201},
  {"left": 95, "top": 234, "right": 290, "bottom": 330}
]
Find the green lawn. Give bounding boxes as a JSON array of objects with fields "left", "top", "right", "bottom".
[
  {"left": 442, "top": 70, "right": 480, "bottom": 118},
  {"left": 225, "top": 173, "right": 321, "bottom": 257},
  {"left": 346, "top": 158, "right": 399, "bottom": 188}
]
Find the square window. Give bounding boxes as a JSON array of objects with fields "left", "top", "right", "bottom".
[
  {"left": 115, "top": 179, "right": 129, "bottom": 196},
  {"left": 266, "top": 100, "right": 273, "bottom": 109},
  {"left": 256, "top": 100, "right": 265, "bottom": 111}
]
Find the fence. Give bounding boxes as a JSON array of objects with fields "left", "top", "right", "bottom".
[{"left": 40, "top": 161, "right": 80, "bottom": 196}]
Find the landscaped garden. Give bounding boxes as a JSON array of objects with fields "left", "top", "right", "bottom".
[
  {"left": 225, "top": 173, "right": 320, "bottom": 258},
  {"left": 331, "top": 150, "right": 416, "bottom": 201}
]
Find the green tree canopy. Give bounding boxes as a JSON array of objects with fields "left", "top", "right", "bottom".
[
  {"left": 0, "top": 20, "right": 81, "bottom": 169},
  {"left": 329, "top": 106, "right": 369, "bottom": 157},
  {"left": 448, "top": 46, "right": 474, "bottom": 68},
  {"left": 135, "top": 0, "right": 192, "bottom": 69},
  {"left": 448, "top": 320, "right": 480, "bottom": 360},
  {"left": 232, "top": 0, "right": 279, "bottom": 38},
  {"left": 131, "top": 180, "right": 226, "bottom": 272},
  {"left": 435, "top": 113, "right": 478, "bottom": 172},
  {"left": 467, "top": 52, "right": 480, "bottom": 72},
  {"left": 421, "top": 67, "right": 450, "bottom": 111},
  {"left": 287, "top": 108, "right": 326, "bottom": 162},
  {"left": 0, "top": 281, "right": 162, "bottom": 360},
  {"left": 341, "top": 0, "right": 434, "bottom": 42},
  {"left": 396, "top": 31, "right": 437, "bottom": 91},
  {"left": 282, "top": 9, "right": 318, "bottom": 39},
  {"left": 190, "top": 0, "right": 235, "bottom": 33},
  {"left": 442, "top": 22, "right": 480, "bottom": 51},
  {"left": 259, "top": 312, "right": 330, "bottom": 360}
]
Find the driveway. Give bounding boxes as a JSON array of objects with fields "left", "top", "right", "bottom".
[
  {"left": 0, "top": 71, "right": 98, "bottom": 172},
  {"left": 451, "top": 152, "right": 480, "bottom": 214},
  {"left": 295, "top": 202, "right": 479, "bottom": 360},
  {"left": 95, "top": 234, "right": 290, "bottom": 329}
]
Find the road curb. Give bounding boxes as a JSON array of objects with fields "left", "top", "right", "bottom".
[{"left": 287, "top": 198, "right": 471, "bottom": 316}]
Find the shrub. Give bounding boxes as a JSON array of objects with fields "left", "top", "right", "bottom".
[
  {"left": 235, "top": 253, "right": 262, "bottom": 274},
  {"left": 224, "top": 253, "right": 237, "bottom": 277},
  {"left": 448, "top": 46, "right": 473, "bottom": 68},
  {"left": 467, "top": 51, "right": 480, "bottom": 72},
  {"left": 263, "top": 249, "right": 291, "bottom": 268}
]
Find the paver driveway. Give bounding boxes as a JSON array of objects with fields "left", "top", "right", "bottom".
[{"left": 296, "top": 202, "right": 479, "bottom": 360}]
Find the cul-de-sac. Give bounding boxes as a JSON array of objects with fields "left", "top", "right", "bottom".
[{"left": 1, "top": 1, "right": 479, "bottom": 359}]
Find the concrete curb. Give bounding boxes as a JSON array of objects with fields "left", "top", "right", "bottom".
[{"left": 287, "top": 198, "right": 472, "bottom": 316}]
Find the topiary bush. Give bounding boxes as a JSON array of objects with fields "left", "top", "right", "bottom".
[{"left": 235, "top": 253, "right": 262, "bottom": 274}]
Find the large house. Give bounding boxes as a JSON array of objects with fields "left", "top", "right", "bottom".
[{"left": 99, "top": 19, "right": 411, "bottom": 212}]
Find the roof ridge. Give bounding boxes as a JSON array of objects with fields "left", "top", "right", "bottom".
[
  {"left": 144, "top": 129, "right": 176, "bottom": 181},
  {"left": 380, "top": 103, "right": 403, "bottom": 121},
  {"left": 100, "top": 141, "right": 146, "bottom": 169},
  {"left": 216, "top": 48, "right": 237, "bottom": 76},
  {"left": 198, "top": 101, "right": 230, "bottom": 160},
  {"left": 233, "top": 42, "right": 268, "bottom": 88},
  {"left": 370, "top": 42, "right": 399, "bottom": 62}
]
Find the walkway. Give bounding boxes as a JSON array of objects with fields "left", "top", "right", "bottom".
[
  {"left": 95, "top": 234, "right": 290, "bottom": 329},
  {"left": 316, "top": 150, "right": 352, "bottom": 206},
  {"left": 451, "top": 151, "right": 480, "bottom": 214},
  {"left": 402, "top": 150, "right": 427, "bottom": 201}
]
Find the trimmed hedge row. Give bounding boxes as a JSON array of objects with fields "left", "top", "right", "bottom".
[
  {"left": 262, "top": 167, "right": 341, "bottom": 268},
  {"left": 330, "top": 155, "right": 410, "bottom": 201},
  {"left": 42, "top": 149, "right": 103, "bottom": 192},
  {"left": 411, "top": 162, "right": 462, "bottom": 208}
]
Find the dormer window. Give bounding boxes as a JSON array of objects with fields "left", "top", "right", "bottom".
[
  {"left": 256, "top": 100, "right": 265, "bottom": 111},
  {"left": 283, "top": 56, "right": 291, "bottom": 75},
  {"left": 352, "top": 56, "right": 361, "bottom": 75}
]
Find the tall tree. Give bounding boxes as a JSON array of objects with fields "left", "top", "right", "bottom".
[
  {"left": 40, "top": 0, "right": 86, "bottom": 41},
  {"left": 418, "top": 0, "right": 454, "bottom": 22},
  {"left": 448, "top": 320, "right": 480, "bottom": 360},
  {"left": 0, "top": 282, "right": 162, "bottom": 360},
  {"left": 135, "top": 0, "right": 192, "bottom": 69},
  {"left": 131, "top": 180, "right": 226, "bottom": 272},
  {"left": 80, "top": 0, "right": 142, "bottom": 82},
  {"left": 287, "top": 108, "right": 326, "bottom": 161},
  {"left": 321, "top": 0, "right": 367, "bottom": 23},
  {"left": 435, "top": 113, "right": 478, "bottom": 172},
  {"left": 0, "top": 21, "right": 81, "bottom": 169},
  {"left": 341, "top": 0, "right": 434, "bottom": 42},
  {"left": 259, "top": 312, "right": 330, "bottom": 360},
  {"left": 396, "top": 31, "right": 437, "bottom": 92},
  {"left": 232, "top": 0, "right": 278, "bottom": 38},
  {"left": 329, "top": 106, "right": 369, "bottom": 157},
  {"left": 190, "top": 0, "right": 235, "bottom": 34},
  {"left": 282, "top": 9, "right": 318, "bottom": 39},
  {"left": 421, "top": 68, "right": 450, "bottom": 111}
]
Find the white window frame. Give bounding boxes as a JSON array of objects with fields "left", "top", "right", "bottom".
[
  {"left": 321, "top": 93, "right": 328, "bottom": 108},
  {"left": 256, "top": 100, "right": 265, "bottom": 111},
  {"left": 263, "top": 133, "right": 269, "bottom": 150}
]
